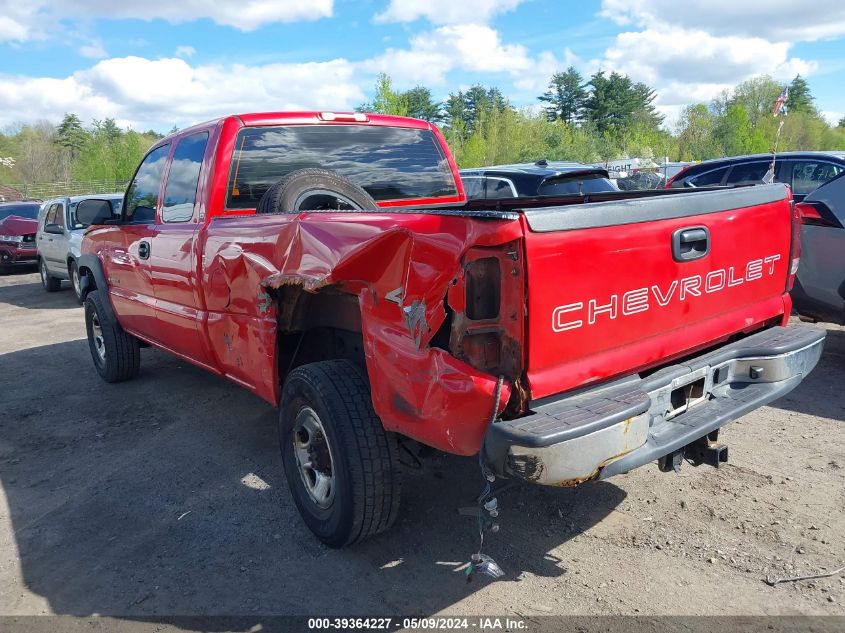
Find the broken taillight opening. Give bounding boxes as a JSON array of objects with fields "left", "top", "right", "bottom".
[
  {"left": 787, "top": 200, "right": 801, "bottom": 292},
  {"left": 460, "top": 332, "right": 501, "bottom": 372},
  {"left": 465, "top": 257, "right": 501, "bottom": 320},
  {"left": 447, "top": 241, "right": 525, "bottom": 389}
]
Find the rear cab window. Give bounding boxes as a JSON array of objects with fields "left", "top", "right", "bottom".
[{"left": 226, "top": 124, "right": 458, "bottom": 210}]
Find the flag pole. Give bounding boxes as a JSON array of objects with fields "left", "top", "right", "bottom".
[
  {"left": 766, "top": 119, "right": 785, "bottom": 183},
  {"left": 763, "top": 85, "right": 788, "bottom": 184}
]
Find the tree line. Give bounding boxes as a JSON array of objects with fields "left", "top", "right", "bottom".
[
  {"left": 359, "top": 70, "right": 844, "bottom": 168},
  {"left": 0, "top": 115, "right": 163, "bottom": 189},
  {"left": 1, "top": 70, "right": 843, "bottom": 189}
]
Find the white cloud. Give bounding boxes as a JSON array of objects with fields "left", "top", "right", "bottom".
[
  {"left": 593, "top": 1, "right": 829, "bottom": 110},
  {"left": 175, "top": 45, "right": 196, "bottom": 58},
  {"left": 600, "top": 0, "right": 845, "bottom": 43},
  {"left": 375, "top": 0, "right": 525, "bottom": 25},
  {"left": 362, "top": 24, "right": 533, "bottom": 87},
  {"left": 79, "top": 40, "right": 108, "bottom": 59},
  {"left": 821, "top": 110, "right": 843, "bottom": 126},
  {"left": 0, "top": 0, "right": 333, "bottom": 41},
  {"left": 512, "top": 48, "right": 585, "bottom": 93},
  {"left": 0, "top": 56, "right": 365, "bottom": 130}
]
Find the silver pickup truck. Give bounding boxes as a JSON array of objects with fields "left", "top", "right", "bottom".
[{"left": 36, "top": 194, "right": 123, "bottom": 302}]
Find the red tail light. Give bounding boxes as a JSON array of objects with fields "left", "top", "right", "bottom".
[
  {"left": 798, "top": 202, "right": 837, "bottom": 227},
  {"left": 787, "top": 201, "right": 801, "bottom": 292}
]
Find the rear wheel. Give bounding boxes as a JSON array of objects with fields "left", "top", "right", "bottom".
[
  {"left": 40, "top": 259, "right": 61, "bottom": 292},
  {"left": 279, "top": 360, "right": 401, "bottom": 547},
  {"left": 84, "top": 290, "right": 140, "bottom": 382}
]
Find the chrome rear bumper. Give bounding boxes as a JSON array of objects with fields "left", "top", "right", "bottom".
[{"left": 483, "top": 325, "right": 825, "bottom": 486}]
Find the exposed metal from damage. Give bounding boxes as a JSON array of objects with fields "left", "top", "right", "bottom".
[{"left": 200, "top": 211, "right": 524, "bottom": 455}]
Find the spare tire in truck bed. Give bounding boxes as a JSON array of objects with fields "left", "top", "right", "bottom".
[{"left": 256, "top": 168, "right": 378, "bottom": 214}]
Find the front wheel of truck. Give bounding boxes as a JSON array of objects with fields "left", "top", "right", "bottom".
[
  {"left": 84, "top": 290, "right": 140, "bottom": 383},
  {"left": 279, "top": 360, "right": 401, "bottom": 547}
]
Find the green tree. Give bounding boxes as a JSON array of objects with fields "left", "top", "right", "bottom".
[
  {"left": 538, "top": 67, "right": 586, "bottom": 124},
  {"left": 55, "top": 113, "right": 86, "bottom": 157},
  {"left": 358, "top": 73, "right": 409, "bottom": 116},
  {"left": 93, "top": 118, "right": 122, "bottom": 143},
  {"left": 402, "top": 86, "right": 442, "bottom": 122},
  {"left": 676, "top": 104, "right": 718, "bottom": 160},
  {"left": 786, "top": 75, "right": 816, "bottom": 115},
  {"left": 729, "top": 75, "right": 782, "bottom": 125},
  {"left": 714, "top": 104, "right": 753, "bottom": 156},
  {"left": 55, "top": 113, "right": 87, "bottom": 179},
  {"left": 583, "top": 71, "right": 662, "bottom": 135}
]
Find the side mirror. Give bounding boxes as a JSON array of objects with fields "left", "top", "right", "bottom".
[
  {"left": 44, "top": 223, "right": 64, "bottom": 235},
  {"left": 76, "top": 199, "right": 117, "bottom": 227}
]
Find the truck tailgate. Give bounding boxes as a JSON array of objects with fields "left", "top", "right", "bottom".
[{"left": 521, "top": 184, "right": 793, "bottom": 400}]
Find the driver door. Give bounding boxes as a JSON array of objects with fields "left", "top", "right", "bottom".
[{"left": 106, "top": 143, "right": 170, "bottom": 338}]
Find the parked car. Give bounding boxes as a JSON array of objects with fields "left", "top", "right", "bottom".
[
  {"left": 460, "top": 160, "right": 617, "bottom": 199},
  {"left": 615, "top": 170, "right": 666, "bottom": 191},
  {"left": 0, "top": 201, "right": 40, "bottom": 274},
  {"left": 36, "top": 194, "right": 123, "bottom": 300},
  {"left": 792, "top": 171, "right": 845, "bottom": 324},
  {"left": 77, "top": 111, "right": 822, "bottom": 547},
  {"left": 666, "top": 151, "right": 845, "bottom": 201}
]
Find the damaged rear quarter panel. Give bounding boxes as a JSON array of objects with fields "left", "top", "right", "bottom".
[{"left": 201, "top": 211, "right": 522, "bottom": 454}]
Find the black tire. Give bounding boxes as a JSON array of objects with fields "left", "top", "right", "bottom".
[
  {"left": 84, "top": 290, "right": 140, "bottom": 383},
  {"left": 0, "top": 265, "right": 8, "bottom": 276},
  {"left": 256, "top": 168, "right": 377, "bottom": 214},
  {"left": 69, "top": 261, "right": 83, "bottom": 304},
  {"left": 279, "top": 360, "right": 401, "bottom": 547},
  {"left": 40, "top": 258, "right": 61, "bottom": 292}
]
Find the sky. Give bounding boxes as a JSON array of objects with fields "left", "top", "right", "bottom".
[{"left": 0, "top": 0, "right": 843, "bottom": 133}]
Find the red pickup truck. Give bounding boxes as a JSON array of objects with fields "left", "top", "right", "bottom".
[{"left": 77, "top": 111, "right": 824, "bottom": 547}]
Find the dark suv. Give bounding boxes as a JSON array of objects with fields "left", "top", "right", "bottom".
[
  {"left": 460, "top": 160, "right": 616, "bottom": 199},
  {"left": 666, "top": 151, "right": 845, "bottom": 201}
]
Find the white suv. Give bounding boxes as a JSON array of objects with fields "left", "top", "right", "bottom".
[{"left": 36, "top": 193, "right": 123, "bottom": 302}]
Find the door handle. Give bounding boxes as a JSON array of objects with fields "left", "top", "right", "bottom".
[
  {"left": 672, "top": 226, "right": 709, "bottom": 262},
  {"left": 138, "top": 241, "right": 151, "bottom": 260}
]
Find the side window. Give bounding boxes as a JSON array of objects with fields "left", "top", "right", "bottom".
[
  {"left": 44, "top": 204, "right": 58, "bottom": 227},
  {"left": 725, "top": 162, "right": 769, "bottom": 186},
  {"left": 486, "top": 177, "right": 517, "bottom": 199},
  {"left": 125, "top": 144, "right": 170, "bottom": 224},
  {"left": 688, "top": 167, "right": 729, "bottom": 187},
  {"left": 54, "top": 203, "right": 66, "bottom": 229},
  {"left": 792, "top": 161, "right": 844, "bottom": 195},
  {"left": 162, "top": 132, "right": 209, "bottom": 223},
  {"left": 461, "top": 177, "right": 484, "bottom": 200}
]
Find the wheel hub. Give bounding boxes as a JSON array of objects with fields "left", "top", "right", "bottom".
[
  {"left": 91, "top": 311, "right": 106, "bottom": 363},
  {"left": 292, "top": 406, "right": 335, "bottom": 508}
]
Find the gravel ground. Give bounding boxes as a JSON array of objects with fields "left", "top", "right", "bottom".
[{"left": 0, "top": 270, "right": 843, "bottom": 621}]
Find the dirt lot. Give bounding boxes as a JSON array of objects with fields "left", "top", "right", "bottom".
[{"left": 1, "top": 270, "right": 844, "bottom": 620}]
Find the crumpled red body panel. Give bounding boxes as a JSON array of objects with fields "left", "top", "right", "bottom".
[{"left": 200, "top": 211, "right": 521, "bottom": 455}]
